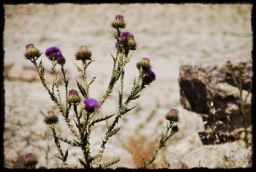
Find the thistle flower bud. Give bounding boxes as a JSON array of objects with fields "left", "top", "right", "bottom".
[
  {"left": 136, "top": 58, "right": 151, "bottom": 71},
  {"left": 44, "top": 111, "right": 59, "bottom": 125},
  {"left": 165, "top": 109, "right": 179, "bottom": 122},
  {"left": 75, "top": 46, "right": 92, "bottom": 61},
  {"left": 111, "top": 14, "right": 126, "bottom": 29},
  {"left": 127, "top": 34, "right": 137, "bottom": 50},
  {"left": 67, "top": 89, "right": 81, "bottom": 104},
  {"left": 142, "top": 69, "right": 156, "bottom": 85},
  {"left": 225, "top": 60, "right": 233, "bottom": 68},
  {"left": 83, "top": 98, "right": 100, "bottom": 113},
  {"left": 24, "top": 43, "right": 42, "bottom": 60},
  {"left": 172, "top": 125, "right": 179, "bottom": 132},
  {"left": 236, "top": 62, "right": 245, "bottom": 69},
  {"left": 45, "top": 46, "right": 62, "bottom": 61},
  {"left": 24, "top": 153, "right": 38, "bottom": 168},
  {"left": 56, "top": 52, "right": 66, "bottom": 65}
]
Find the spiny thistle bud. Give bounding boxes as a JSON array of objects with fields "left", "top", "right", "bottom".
[
  {"left": 111, "top": 14, "right": 126, "bottom": 29},
  {"left": 142, "top": 69, "right": 156, "bottom": 85},
  {"left": 24, "top": 153, "right": 38, "bottom": 168},
  {"left": 165, "top": 109, "right": 179, "bottom": 122},
  {"left": 127, "top": 33, "right": 137, "bottom": 50},
  {"left": 67, "top": 89, "right": 81, "bottom": 104},
  {"left": 236, "top": 62, "right": 245, "bottom": 69},
  {"left": 24, "top": 43, "right": 42, "bottom": 60},
  {"left": 56, "top": 52, "right": 66, "bottom": 65},
  {"left": 172, "top": 125, "right": 179, "bottom": 132},
  {"left": 225, "top": 60, "right": 233, "bottom": 68},
  {"left": 45, "top": 46, "right": 62, "bottom": 61},
  {"left": 44, "top": 111, "right": 59, "bottom": 125},
  {"left": 83, "top": 98, "right": 100, "bottom": 113},
  {"left": 75, "top": 46, "right": 92, "bottom": 61},
  {"left": 136, "top": 58, "right": 152, "bottom": 71}
]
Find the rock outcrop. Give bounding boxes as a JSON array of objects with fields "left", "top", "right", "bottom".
[
  {"left": 179, "top": 59, "right": 252, "bottom": 145},
  {"left": 4, "top": 63, "right": 69, "bottom": 83}
]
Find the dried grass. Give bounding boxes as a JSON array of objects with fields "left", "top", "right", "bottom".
[{"left": 120, "top": 136, "right": 168, "bottom": 169}]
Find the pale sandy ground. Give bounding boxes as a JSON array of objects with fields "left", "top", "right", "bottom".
[{"left": 4, "top": 4, "right": 252, "bottom": 168}]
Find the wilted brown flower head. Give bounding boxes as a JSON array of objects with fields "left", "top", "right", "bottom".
[{"left": 75, "top": 46, "right": 92, "bottom": 61}]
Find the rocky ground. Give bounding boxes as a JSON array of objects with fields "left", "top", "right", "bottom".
[{"left": 4, "top": 4, "right": 252, "bottom": 168}]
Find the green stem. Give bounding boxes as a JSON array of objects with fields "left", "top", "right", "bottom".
[
  {"left": 51, "top": 61, "right": 63, "bottom": 104},
  {"left": 239, "top": 104, "right": 249, "bottom": 148},
  {"left": 95, "top": 82, "right": 144, "bottom": 167},
  {"left": 60, "top": 65, "right": 69, "bottom": 108},
  {"left": 82, "top": 61, "right": 89, "bottom": 98},
  {"left": 82, "top": 112, "right": 92, "bottom": 168},
  {"left": 50, "top": 125, "right": 68, "bottom": 166},
  {"left": 229, "top": 67, "right": 249, "bottom": 148},
  {"left": 31, "top": 60, "right": 64, "bottom": 114},
  {"left": 144, "top": 122, "right": 174, "bottom": 168}
]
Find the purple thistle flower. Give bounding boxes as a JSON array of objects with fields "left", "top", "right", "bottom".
[
  {"left": 142, "top": 69, "right": 156, "bottom": 85},
  {"left": 120, "top": 31, "right": 133, "bottom": 42},
  {"left": 45, "top": 46, "right": 62, "bottom": 61},
  {"left": 83, "top": 98, "right": 100, "bottom": 113},
  {"left": 118, "top": 31, "right": 136, "bottom": 50},
  {"left": 236, "top": 99, "right": 242, "bottom": 106}
]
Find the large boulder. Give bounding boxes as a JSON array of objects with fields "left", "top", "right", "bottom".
[
  {"left": 181, "top": 139, "right": 252, "bottom": 168},
  {"left": 178, "top": 57, "right": 252, "bottom": 145}
]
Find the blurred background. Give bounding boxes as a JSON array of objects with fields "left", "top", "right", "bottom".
[{"left": 4, "top": 4, "right": 252, "bottom": 168}]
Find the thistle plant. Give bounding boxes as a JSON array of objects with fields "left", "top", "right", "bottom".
[
  {"left": 143, "top": 109, "right": 179, "bottom": 168},
  {"left": 225, "top": 60, "right": 252, "bottom": 148},
  {"left": 23, "top": 15, "right": 177, "bottom": 169},
  {"left": 23, "top": 153, "right": 38, "bottom": 169}
]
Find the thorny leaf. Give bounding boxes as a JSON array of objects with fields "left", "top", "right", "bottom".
[
  {"left": 107, "top": 127, "right": 121, "bottom": 137},
  {"left": 90, "top": 114, "right": 115, "bottom": 126},
  {"left": 76, "top": 79, "right": 87, "bottom": 98},
  {"left": 100, "top": 158, "right": 120, "bottom": 169},
  {"left": 55, "top": 154, "right": 63, "bottom": 161},
  {"left": 38, "top": 60, "right": 44, "bottom": 75},
  {"left": 73, "top": 61, "right": 83, "bottom": 74},
  {"left": 78, "top": 158, "right": 87, "bottom": 168},
  {"left": 63, "top": 149, "right": 69, "bottom": 162},
  {"left": 88, "top": 76, "right": 96, "bottom": 86}
]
